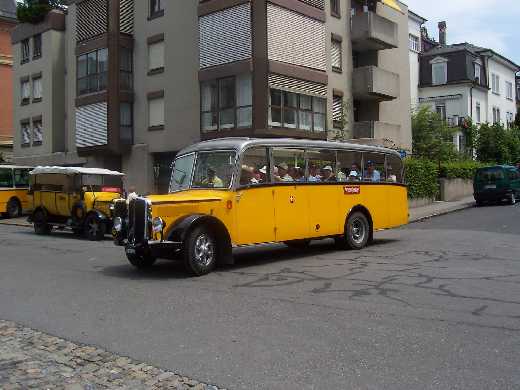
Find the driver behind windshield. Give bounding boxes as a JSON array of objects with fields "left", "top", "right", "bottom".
[{"left": 202, "top": 167, "right": 224, "bottom": 188}]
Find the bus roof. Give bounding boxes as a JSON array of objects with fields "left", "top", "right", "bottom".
[
  {"left": 178, "top": 137, "right": 403, "bottom": 157},
  {"left": 30, "top": 166, "right": 125, "bottom": 176}
]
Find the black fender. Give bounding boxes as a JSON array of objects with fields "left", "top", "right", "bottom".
[
  {"left": 71, "top": 201, "right": 86, "bottom": 223},
  {"left": 167, "top": 214, "right": 233, "bottom": 265},
  {"left": 28, "top": 206, "right": 47, "bottom": 223},
  {"left": 86, "top": 209, "right": 110, "bottom": 223}
]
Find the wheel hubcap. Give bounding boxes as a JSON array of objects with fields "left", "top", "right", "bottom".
[
  {"left": 351, "top": 219, "right": 366, "bottom": 245},
  {"left": 88, "top": 221, "right": 98, "bottom": 236},
  {"left": 8, "top": 203, "right": 19, "bottom": 216},
  {"left": 194, "top": 234, "right": 215, "bottom": 267}
]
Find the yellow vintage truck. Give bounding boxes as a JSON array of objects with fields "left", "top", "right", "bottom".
[{"left": 29, "top": 167, "right": 125, "bottom": 240}]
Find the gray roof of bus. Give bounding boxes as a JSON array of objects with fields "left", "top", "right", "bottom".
[
  {"left": 178, "top": 138, "right": 402, "bottom": 157},
  {"left": 0, "top": 165, "right": 34, "bottom": 169},
  {"left": 30, "top": 166, "right": 124, "bottom": 176}
]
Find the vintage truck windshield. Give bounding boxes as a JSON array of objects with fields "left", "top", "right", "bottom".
[{"left": 169, "top": 151, "right": 236, "bottom": 192}]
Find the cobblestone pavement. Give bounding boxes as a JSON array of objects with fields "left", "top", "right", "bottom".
[{"left": 0, "top": 320, "right": 222, "bottom": 390}]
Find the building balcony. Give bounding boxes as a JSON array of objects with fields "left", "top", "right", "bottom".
[
  {"left": 352, "top": 66, "right": 399, "bottom": 101},
  {"left": 353, "top": 121, "right": 401, "bottom": 141},
  {"left": 351, "top": 11, "right": 398, "bottom": 52}
]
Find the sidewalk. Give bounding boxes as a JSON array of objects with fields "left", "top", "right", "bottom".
[
  {"left": 409, "top": 196, "right": 475, "bottom": 223},
  {"left": 0, "top": 216, "right": 31, "bottom": 227}
]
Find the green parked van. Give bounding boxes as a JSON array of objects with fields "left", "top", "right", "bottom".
[{"left": 474, "top": 165, "right": 520, "bottom": 206}]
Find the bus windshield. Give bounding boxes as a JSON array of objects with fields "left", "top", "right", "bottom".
[{"left": 169, "top": 151, "right": 236, "bottom": 192}]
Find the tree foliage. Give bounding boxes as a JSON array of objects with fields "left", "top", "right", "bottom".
[
  {"left": 404, "top": 158, "right": 439, "bottom": 199},
  {"left": 17, "top": 0, "right": 65, "bottom": 24},
  {"left": 412, "top": 106, "right": 458, "bottom": 163},
  {"left": 476, "top": 123, "right": 520, "bottom": 164}
]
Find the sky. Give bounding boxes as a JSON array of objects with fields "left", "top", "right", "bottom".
[{"left": 404, "top": 0, "right": 520, "bottom": 66}]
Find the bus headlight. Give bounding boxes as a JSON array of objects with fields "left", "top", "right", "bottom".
[
  {"left": 152, "top": 217, "right": 164, "bottom": 234},
  {"left": 113, "top": 217, "right": 123, "bottom": 232}
]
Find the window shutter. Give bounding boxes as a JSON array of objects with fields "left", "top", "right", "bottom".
[
  {"left": 33, "top": 78, "right": 42, "bottom": 99},
  {"left": 331, "top": 39, "right": 342, "bottom": 70},
  {"left": 148, "top": 41, "right": 165, "bottom": 71},
  {"left": 333, "top": 95, "right": 343, "bottom": 123},
  {"left": 268, "top": 74, "right": 327, "bottom": 97},
  {"left": 120, "top": 0, "right": 134, "bottom": 34},
  {"left": 76, "top": 102, "right": 108, "bottom": 147},
  {"left": 76, "top": 0, "right": 108, "bottom": 42},
  {"left": 33, "top": 122, "right": 43, "bottom": 144},
  {"left": 149, "top": 98, "right": 165, "bottom": 127}
]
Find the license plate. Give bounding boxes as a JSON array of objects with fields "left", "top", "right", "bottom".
[
  {"left": 485, "top": 184, "right": 496, "bottom": 189},
  {"left": 126, "top": 248, "right": 136, "bottom": 255}
]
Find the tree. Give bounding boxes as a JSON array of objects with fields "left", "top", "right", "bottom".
[
  {"left": 17, "top": 0, "right": 66, "bottom": 24},
  {"left": 515, "top": 111, "right": 520, "bottom": 129},
  {"left": 476, "top": 123, "right": 520, "bottom": 164},
  {"left": 412, "top": 106, "right": 458, "bottom": 164}
]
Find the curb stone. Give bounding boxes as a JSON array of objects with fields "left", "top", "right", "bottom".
[{"left": 0, "top": 320, "right": 224, "bottom": 390}]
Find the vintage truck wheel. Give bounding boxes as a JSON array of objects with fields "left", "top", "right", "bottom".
[
  {"left": 126, "top": 252, "right": 156, "bottom": 269},
  {"left": 6, "top": 198, "right": 21, "bottom": 218},
  {"left": 184, "top": 225, "right": 217, "bottom": 276},
  {"left": 84, "top": 215, "right": 106, "bottom": 241}
]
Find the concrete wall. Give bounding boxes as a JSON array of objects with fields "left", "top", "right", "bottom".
[
  {"left": 439, "top": 178, "right": 474, "bottom": 202},
  {"left": 377, "top": 2, "right": 412, "bottom": 151}
]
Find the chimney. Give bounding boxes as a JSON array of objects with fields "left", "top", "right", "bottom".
[{"left": 438, "top": 21, "right": 447, "bottom": 46}]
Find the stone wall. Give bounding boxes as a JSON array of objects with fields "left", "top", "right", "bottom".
[{"left": 439, "top": 178, "right": 474, "bottom": 202}]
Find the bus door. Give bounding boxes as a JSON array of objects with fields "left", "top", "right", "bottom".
[{"left": 271, "top": 148, "right": 309, "bottom": 242}]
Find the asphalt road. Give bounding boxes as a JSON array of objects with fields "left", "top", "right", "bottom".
[{"left": 1, "top": 204, "right": 520, "bottom": 390}]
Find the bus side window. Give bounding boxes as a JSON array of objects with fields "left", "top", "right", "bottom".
[
  {"left": 305, "top": 149, "right": 336, "bottom": 182},
  {"left": 362, "top": 153, "right": 386, "bottom": 183},
  {"left": 337, "top": 150, "right": 363, "bottom": 182},
  {"left": 240, "top": 147, "right": 269, "bottom": 186},
  {"left": 14, "top": 169, "right": 30, "bottom": 188},
  {"left": 386, "top": 155, "right": 403, "bottom": 183},
  {"left": 0, "top": 168, "right": 13, "bottom": 188},
  {"left": 272, "top": 148, "right": 305, "bottom": 183}
]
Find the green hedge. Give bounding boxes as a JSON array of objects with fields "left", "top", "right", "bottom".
[
  {"left": 439, "top": 161, "right": 484, "bottom": 180},
  {"left": 404, "top": 159, "right": 439, "bottom": 199}
]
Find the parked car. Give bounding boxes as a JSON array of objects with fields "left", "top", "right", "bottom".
[
  {"left": 28, "top": 167, "right": 125, "bottom": 240},
  {"left": 0, "top": 165, "right": 33, "bottom": 218},
  {"left": 474, "top": 165, "right": 520, "bottom": 206}
]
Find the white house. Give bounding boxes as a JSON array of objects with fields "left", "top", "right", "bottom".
[{"left": 408, "top": 10, "right": 426, "bottom": 110}]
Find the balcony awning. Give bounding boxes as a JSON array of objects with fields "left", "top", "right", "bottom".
[{"left": 381, "top": 0, "right": 402, "bottom": 12}]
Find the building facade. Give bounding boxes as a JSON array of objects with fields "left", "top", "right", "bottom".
[
  {"left": 417, "top": 23, "right": 519, "bottom": 151},
  {"left": 12, "top": 0, "right": 412, "bottom": 193},
  {"left": 407, "top": 10, "right": 426, "bottom": 110},
  {"left": 0, "top": 0, "right": 17, "bottom": 160}
]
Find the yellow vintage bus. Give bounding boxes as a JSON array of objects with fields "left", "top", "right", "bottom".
[
  {"left": 114, "top": 138, "right": 408, "bottom": 275},
  {"left": 0, "top": 165, "right": 33, "bottom": 218}
]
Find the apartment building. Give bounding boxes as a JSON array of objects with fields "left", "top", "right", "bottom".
[
  {"left": 407, "top": 10, "right": 426, "bottom": 109},
  {"left": 0, "top": 0, "right": 16, "bottom": 159},
  {"left": 418, "top": 23, "right": 519, "bottom": 151},
  {"left": 12, "top": 0, "right": 412, "bottom": 193}
]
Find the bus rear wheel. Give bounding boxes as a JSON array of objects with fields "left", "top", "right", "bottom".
[
  {"left": 340, "top": 211, "right": 370, "bottom": 250},
  {"left": 6, "top": 198, "right": 21, "bottom": 218},
  {"left": 33, "top": 210, "right": 51, "bottom": 235}
]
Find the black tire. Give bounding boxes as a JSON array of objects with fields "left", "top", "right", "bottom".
[
  {"left": 126, "top": 251, "right": 156, "bottom": 269},
  {"left": 284, "top": 239, "right": 311, "bottom": 249},
  {"left": 33, "top": 209, "right": 51, "bottom": 235},
  {"left": 183, "top": 225, "right": 217, "bottom": 276},
  {"left": 6, "top": 198, "right": 21, "bottom": 219},
  {"left": 84, "top": 214, "right": 106, "bottom": 241},
  {"left": 343, "top": 211, "right": 371, "bottom": 250},
  {"left": 475, "top": 199, "right": 484, "bottom": 207}
]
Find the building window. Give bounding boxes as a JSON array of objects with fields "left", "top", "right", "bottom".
[
  {"left": 435, "top": 104, "right": 446, "bottom": 120},
  {"left": 332, "top": 95, "right": 343, "bottom": 129},
  {"left": 21, "top": 122, "right": 31, "bottom": 147},
  {"left": 150, "top": 0, "right": 164, "bottom": 18},
  {"left": 200, "top": 74, "right": 252, "bottom": 132},
  {"left": 474, "top": 63, "right": 481, "bottom": 84},
  {"left": 409, "top": 34, "right": 419, "bottom": 52},
  {"left": 21, "top": 39, "right": 30, "bottom": 63},
  {"left": 32, "top": 119, "right": 43, "bottom": 146},
  {"left": 432, "top": 62, "right": 447, "bottom": 85},
  {"left": 506, "top": 112, "right": 514, "bottom": 128},
  {"left": 21, "top": 80, "right": 31, "bottom": 105},
  {"left": 120, "top": 47, "right": 133, "bottom": 91},
  {"left": 491, "top": 73, "right": 500, "bottom": 94},
  {"left": 330, "top": 0, "right": 340, "bottom": 17},
  {"left": 492, "top": 107, "right": 501, "bottom": 124},
  {"left": 506, "top": 81, "right": 513, "bottom": 100},
  {"left": 32, "top": 77, "right": 42, "bottom": 102},
  {"left": 120, "top": 103, "right": 133, "bottom": 144},
  {"left": 331, "top": 38, "right": 342, "bottom": 73},
  {"left": 269, "top": 89, "right": 326, "bottom": 132},
  {"left": 148, "top": 40, "right": 165, "bottom": 73},
  {"left": 33, "top": 34, "right": 42, "bottom": 59},
  {"left": 77, "top": 48, "right": 108, "bottom": 96},
  {"left": 148, "top": 95, "right": 165, "bottom": 129},
  {"left": 475, "top": 102, "right": 481, "bottom": 124}
]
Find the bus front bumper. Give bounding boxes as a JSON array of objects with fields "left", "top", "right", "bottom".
[{"left": 125, "top": 239, "right": 183, "bottom": 260}]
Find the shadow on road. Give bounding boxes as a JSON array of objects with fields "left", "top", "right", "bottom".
[{"left": 99, "top": 238, "right": 400, "bottom": 279}]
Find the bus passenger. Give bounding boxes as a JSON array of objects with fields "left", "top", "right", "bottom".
[
  {"left": 276, "top": 163, "right": 294, "bottom": 182},
  {"left": 348, "top": 163, "right": 361, "bottom": 182},
  {"left": 202, "top": 167, "right": 224, "bottom": 188},
  {"left": 364, "top": 161, "right": 380, "bottom": 182},
  {"left": 308, "top": 164, "right": 321, "bottom": 182},
  {"left": 321, "top": 166, "right": 336, "bottom": 182}
]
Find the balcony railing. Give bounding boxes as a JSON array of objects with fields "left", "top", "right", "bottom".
[
  {"left": 352, "top": 66, "right": 399, "bottom": 101},
  {"left": 351, "top": 11, "right": 398, "bottom": 52},
  {"left": 353, "top": 121, "right": 401, "bottom": 141}
]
